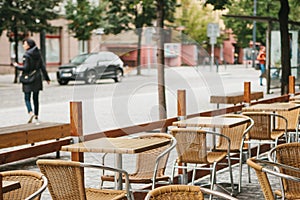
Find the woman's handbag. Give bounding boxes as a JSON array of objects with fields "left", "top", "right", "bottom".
[{"left": 20, "top": 70, "right": 37, "bottom": 84}]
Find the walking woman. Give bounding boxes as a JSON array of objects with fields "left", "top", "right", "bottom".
[{"left": 14, "top": 38, "right": 50, "bottom": 123}]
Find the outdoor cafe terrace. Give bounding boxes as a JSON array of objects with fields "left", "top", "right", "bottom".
[{"left": 0, "top": 77, "right": 300, "bottom": 199}]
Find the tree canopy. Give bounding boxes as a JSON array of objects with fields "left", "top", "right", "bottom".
[
  {"left": 0, "top": 0, "right": 62, "bottom": 38},
  {"left": 205, "top": 0, "right": 299, "bottom": 94},
  {"left": 65, "top": 0, "right": 106, "bottom": 41}
]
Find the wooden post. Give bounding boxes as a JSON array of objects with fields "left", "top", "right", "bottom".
[
  {"left": 177, "top": 90, "right": 187, "bottom": 182},
  {"left": 70, "top": 101, "right": 84, "bottom": 162},
  {"left": 244, "top": 82, "right": 251, "bottom": 105},
  {"left": 177, "top": 90, "right": 186, "bottom": 120},
  {"left": 0, "top": 174, "right": 3, "bottom": 200},
  {"left": 289, "top": 76, "right": 295, "bottom": 96}
]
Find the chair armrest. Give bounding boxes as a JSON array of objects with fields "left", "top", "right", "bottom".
[
  {"left": 25, "top": 175, "right": 48, "bottom": 200},
  {"left": 152, "top": 135, "right": 177, "bottom": 189},
  {"left": 200, "top": 187, "right": 238, "bottom": 200},
  {"left": 252, "top": 159, "right": 300, "bottom": 182},
  {"left": 80, "top": 163, "right": 133, "bottom": 200}
]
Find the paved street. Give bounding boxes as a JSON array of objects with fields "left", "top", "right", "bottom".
[{"left": 0, "top": 64, "right": 283, "bottom": 199}]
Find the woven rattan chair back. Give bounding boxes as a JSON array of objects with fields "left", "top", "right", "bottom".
[
  {"left": 247, "top": 158, "right": 275, "bottom": 200},
  {"left": 1, "top": 170, "right": 47, "bottom": 200},
  {"left": 37, "top": 159, "right": 131, "bottom": 200},
  {"left": 134, "top": 133, "right": 173, "bottom": 179},
  {"left": 38, "top": 160, "right": 86, "bottom": 200},
  {"left": 144, "top": 185, "right": 238, "bottom": 200},
  {"left": 276, "top": 108, "right": 300, "bottom": 131},
  {"left": 217, "top": 114, "right": 252, "bottom": 151},
  {"left": 269, "top": 143, "right": 300, "bottom": 199},
  {"left": 215, "top": 114, "right": 253, "bottom": 193},
  {"left": 170, "top": 128, "right": 234, "bottom": 192},
  {"left": 171, "top": 128, "right": 209, "bottom": 164},
  {"left": 100, "top": 133, "right": 176, "bottom": 191},
  {"left": 243, "top": 112, "right": 273, "bottom": 140},
  {"left": 144, "top": 185, "right": 204, "bottom": 200}
]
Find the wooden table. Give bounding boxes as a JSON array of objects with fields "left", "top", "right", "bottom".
[
  {"left": 242, "top": 102, "right": 300, "bottom": 112},
  {"left": 210, "top": 91, "right": 264, "bottom": 108},
  {"left": 61, "top": 137, "right": 171, "bottom": 189},
  {"left": 172, "top": 116, "right": 250, "bottom": 128}
]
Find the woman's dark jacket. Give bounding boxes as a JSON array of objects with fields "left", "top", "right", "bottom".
[{"left": 17, "top": 46, "right": 50, "bottom": 92}]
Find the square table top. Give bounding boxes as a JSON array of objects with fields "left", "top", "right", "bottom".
[
  {"left": 61, "top": 137, "right": 170, "bottom": 154},
  {"left": 210, "top": 91, "right": 264, "bottom": 104},
  {"left": 242, "top": 102, "right": 300, "bottom": 112},
  {"left": 172, "top": 116, "right": 250, "bottom": 128}
]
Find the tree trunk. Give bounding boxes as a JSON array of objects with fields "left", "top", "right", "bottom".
[
  {"left": 279, "top": 0, "right": 290, "bottom": 95},
  {"left": 136, "top": 28, "right": 142, "bottom": 75},
  {"left": 156, "top": 0, "right": 167, "bottom": 123},
  {"left": 13, "top": 24, "right": 19, "bottom": 84}
]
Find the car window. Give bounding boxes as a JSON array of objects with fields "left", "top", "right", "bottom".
[
  {"left": 85, "top": 54, "right": 100, "bottom": 63},
  {"left": 70, "top": 54, "right": 89, "bottom": 64},
  {"left": 99, "top": 52, "right": 110, "bottom": 61}
]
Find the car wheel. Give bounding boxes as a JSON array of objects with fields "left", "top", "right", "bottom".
[
  {"left": 114, "top": 69, "right": 123, "bottom": 82},
  {"left": 85, "top": 70, "right": 97, "bottom": 84},
  {"left": 58, "top": 79, "right": 69, "bottom": 85}
]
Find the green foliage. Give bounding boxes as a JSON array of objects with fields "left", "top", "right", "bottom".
[
  {"left": 175, "top": 1, "right": 216, "bottom": 45},
  {"left": 104, "top": 0, "right": 177, "bottom": 35},
  {"left": 0, "top": 0, "right": 62, "bottom": 37},
  {"left": 205, "top": 0, "right": 300, "bottom": 48},
  {"left": 104, "top": 0, "right": 131, "bottom": 34},
  {"left": 65, "top": 0, "right": 106, "bottom": 41}
]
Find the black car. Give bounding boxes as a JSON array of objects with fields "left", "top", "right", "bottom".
[{"left": 56, "top": 51, "right": 124, "bottom": 85}]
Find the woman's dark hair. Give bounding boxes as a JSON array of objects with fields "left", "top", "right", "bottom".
[{"left": 23, "top": 38, "right": 36, "bottom": 49}]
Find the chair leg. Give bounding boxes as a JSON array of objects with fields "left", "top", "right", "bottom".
[
  {"left": 209, "top": 162, "right": 217, "bottom": 200},
  {"left": 227, "top": 155, "right": 234, "bottom": 194},
  {"left": 248, "top": 144, "right": 252, "bottom": 183},
  {"left": 170, "top": 160, "right": 176, "bottom": 184},
  {"left": 256, "top": 143, "right": 261, "bottom": 158},
  {"left": 191, "top": 166, "right": 196, "bottom": 185},
  {"left": 238, "top": 152, "right": 243, "bottom": 193},
  {"left": 100, "top": 178, "right": 104, "bottom": 189}
]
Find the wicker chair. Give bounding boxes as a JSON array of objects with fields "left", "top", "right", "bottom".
[
  {"left": 170, "top": 128, "right": 234, "bottom": 195},
  {"left": 276, "top": 107, "right": 300, "bottom": 142},
  {"left": 144, "top": 185, "right": 238, "bottom": 200},
  {"left": 242, "top": 112, "right": 287, "bottom": 158},
  {"left": 0, "top": 170, "right": 48, "bottom": 200},
  {"left": 37, "top": 159, "right": 134, "bottom": 200},
  {"left": 100, "top": 133, "right": 177, "bottom": 191},
  {"left": 214, "top": 114, "right": 254, "bottom": 193},
  {"left": 247, "top": 157, "right": 300, "bottom": 200},
  {"left": 268, "top": 142, "right": 300, "bottom": 199}
]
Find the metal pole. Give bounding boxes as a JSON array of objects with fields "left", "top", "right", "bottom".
[
  {"left": 252, "top": 0, "right": 257, "bottom": 68},
  {"left": 211, "top": 43, "right": 214, "bottom": 70}
]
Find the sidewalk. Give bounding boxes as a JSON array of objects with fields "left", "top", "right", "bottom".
[{"left": 0, "top": 65, "right": 59, "bottom": 75}]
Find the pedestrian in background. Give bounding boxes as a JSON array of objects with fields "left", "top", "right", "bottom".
[
  {"left": 14, "top": 38, "right": 50, "bottom": 123},
  {"left": 257, "top": 46, "right": 266, "bottom": 86}
]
